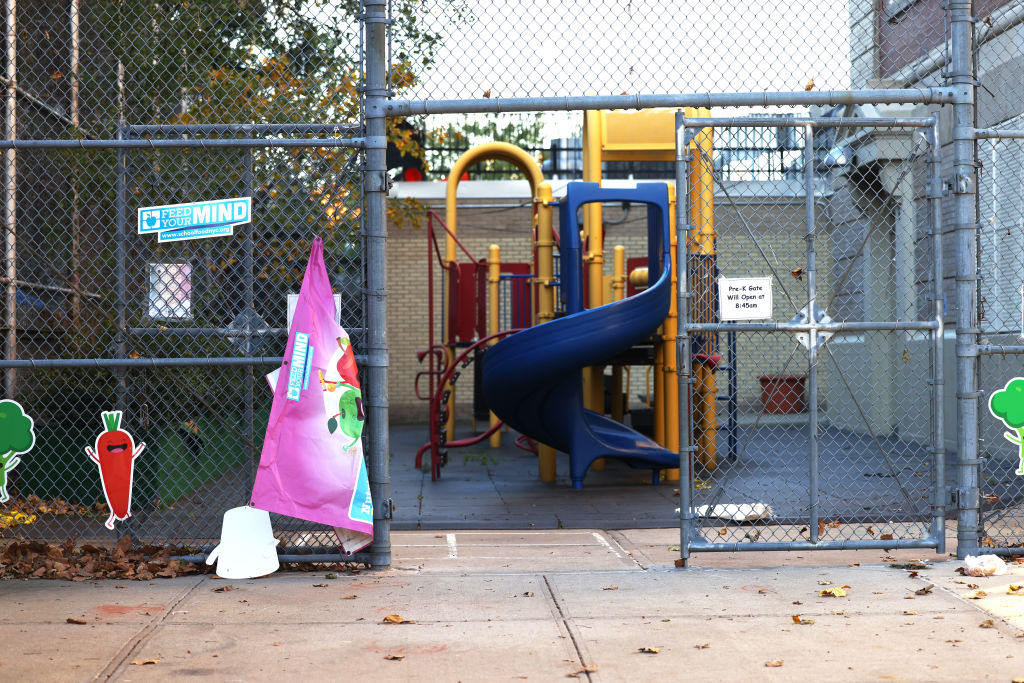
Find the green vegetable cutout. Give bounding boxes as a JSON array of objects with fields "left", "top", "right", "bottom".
[
  {"left": 0, "top": 400, "right": 35, "bottom": 504},
  {"left": 989, "top": 377, "right": 1024, "bottom": 475}
]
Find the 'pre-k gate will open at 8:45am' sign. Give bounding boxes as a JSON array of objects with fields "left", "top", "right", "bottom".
[{"left": 137, "top": 197, "right": 251, "bottom": 243}]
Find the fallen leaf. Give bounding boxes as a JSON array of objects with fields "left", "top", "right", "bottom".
[
  {"left": 804, "top": 78, "right": 815, "bottom": 91},
  {"left": 482, "top": 89, "right": 492, "bottom": 98},
  {"left": 273, "top": 642, "right": 280, "bottom": 646},
  {"left": 903, "top": 610, "right": 918, "bottom": 615},
  {"left": 819, "top": 587, "right": 847, "bottom": 598},
  {"left": 313, "top": 583, "right": 328, "bottom": 588},
  {"left": 967, "top": 583, "right": 979, "bottom": 589},
  {"left": 695, "top": 643, "right": 710, "bottom": 649},
  {"left": 212, "top": 585, "right": 233, "bottom": 592},
  {"left": 1009, "top": 584, "right": 1024, "bottom": 594},
  {"left": 983, "top": 494, "right": 1000, "bottom": 504},
  {"left": 522, "top": 592, "right": 535, "bottom": 597},
  {"left": 914, "top": 584, "right": 934, "bottom": 596},
  {"left": 792, "top": 615, "right": 814, "bottom": 625},
  {"left": 384, "top": 654, "right": 405, "bottom": 661},
  {"left": 342, "top": 594, "right": 358, "bottom": 600},
  {"left": 980, "top": 619, "right": 995, "bottom": 628},
  {"left": 637, "top": 647, "right": 659, "bottom": 654},
  {"left": 880, "top": 533, "right": 894, "bottom": 541},
  {"left": 791, "top": 267, "right": 804, "bottom": 281},
  {"left": 965, "top": 590, "right": 988, "bottom": 599},
  {"left": 817, "top": 580, "right": 832, "bottom": 585},
  {"left": 955, "top": 567, "right": 966, "bottom": 575},
  {"left": 673, "top": 559, "right": 686, "bottom": 568},
  {"left": 603, "top": 586, "right": 619, "bottom": 591},
  {"left": 66, "top": 617, "right": 87, "bottom": 625},
  {"left": 792, "top": 600, "right": 802, "bottom": 605},
  {"left": 130, "top": 659, "right": 158, "bottom": 666},
  {"left": 325, "top": 573, "right": 337, "bottom": 580},
  {"left": 382, "top": 614, "right": 415, "bottom": 624},
  {"left": 718, "top": 528, "right": 727, "bottom": 536},
  {"left": 765, "top": 660, "right": 784, "bottom": 668}
]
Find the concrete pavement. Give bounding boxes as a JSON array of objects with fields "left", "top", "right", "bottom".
[{"left": 4, "top": 528, "right": 1024, "bottom": 681}]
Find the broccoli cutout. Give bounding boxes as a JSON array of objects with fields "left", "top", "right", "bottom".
[
  {"left": 989, "top": 377, "right": 1024, "bottom": 475},
  {"left": 0, "top": 400, "right": 35, "bottom": 503}
]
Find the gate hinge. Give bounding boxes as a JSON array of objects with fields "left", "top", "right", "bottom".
[
  {"left": 926, "top": 177, "right": 949, "bottom": 199},
  {"left": 951, "top": 487, "right": 980, "bottom": 510},
  {"left": 379, "top": 498, "right": 395, "bottom": 519},
  {"left": 364, "top": 171, "right": 393, "bottom": 195},
  {"left": 948, "top": 170, "right": 974, "bottom": 195}
]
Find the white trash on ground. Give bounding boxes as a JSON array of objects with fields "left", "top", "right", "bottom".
[
  {"left": 963, "top": 554, "right": 1007, "bottom": 577},
  {"left": 674, "top": 503, "right": 774, "bottom": 522}
]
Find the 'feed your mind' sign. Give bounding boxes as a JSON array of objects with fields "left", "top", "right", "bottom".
[
  {"left": 717, "top": 276, "right": 773, "bottom": 320},
  {"left": 137, "top": 197, "right": 251, "bottom": 243}
]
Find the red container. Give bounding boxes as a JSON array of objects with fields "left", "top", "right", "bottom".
[{"left": 758, "top": 374, "right": 806, "bottom": 414}]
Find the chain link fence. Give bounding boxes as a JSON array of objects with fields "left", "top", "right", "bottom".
[
  {"left": 3, "top": 0, "right": 1024, "bottom": 561},
  {"left": 977, "top": 132, "right": 1024, "bottom": 553},
  {"left": 679, "top": 118, "right": 946, "bottom": 554},
  {"left": 3, "top": 1, "right": 373, "bottom": 557}
]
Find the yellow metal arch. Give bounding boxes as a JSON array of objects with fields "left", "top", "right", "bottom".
[{"left": 444, "top": 142, "right": 544, "bottom": 264}]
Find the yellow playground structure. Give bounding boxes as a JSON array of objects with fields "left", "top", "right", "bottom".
[{"left": 417, "top": 108, "right": 718, "bottom": 487}]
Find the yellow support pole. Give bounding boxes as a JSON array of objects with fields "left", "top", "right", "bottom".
[
  {"left": 535, "top": 184, "right": 557, "bottom": 482},
  {"left": 610, "top": 246, "right": 626, "bottom": 423},
  {"left": 662, "top": 186, "right": 680, "bottom": 482},
  {"left": 688, "top": 111, "right": 718, "bottom": 471},
  {"left": 583, "top": 110, "right": 606, "bottom": 470},
  {"left": 487, "top": 244, "right": 502, "bottom": 448},
  {"left": 582, "top": 112, "right": 605, "bottom": 405}
]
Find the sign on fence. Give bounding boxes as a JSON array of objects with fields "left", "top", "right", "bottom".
[
  {"left": 718, "top": 276, "right": 773, "bottom": 320},
  {"left": 137, "top": 197, "right": 251, "bottom": 243}
]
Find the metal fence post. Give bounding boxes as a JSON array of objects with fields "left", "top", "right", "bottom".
[
  {"left": 928, "top": 115, "right": 947, "bottom": 555},
  {"left": 675, "top": 112, "right": 693, "bottom": 563},
  {"left": 362, "top": 0, "right": 391, "bottom": 569},
  {"left": 950, "top": 0, "right": 980, "bottom": 559},
  {"left": 803, "top": 124, "right": 820, "bottom": 544}
]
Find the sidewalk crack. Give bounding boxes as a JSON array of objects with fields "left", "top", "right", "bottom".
[
  {"left": 93, "top": 575, "right": 207, "bottom": 681},
  {"left": 543, "top": 574, "right": 598, "bottom": 681}
]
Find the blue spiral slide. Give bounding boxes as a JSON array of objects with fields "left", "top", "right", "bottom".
[{"left": 481, "top": 182, "right": 680, "bottom": 488}]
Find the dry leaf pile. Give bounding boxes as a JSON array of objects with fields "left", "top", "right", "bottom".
[{"left": 0, "top": 535, "right": 207, "bottom": 581}]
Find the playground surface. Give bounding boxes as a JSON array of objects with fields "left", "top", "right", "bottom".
[
  {"left": 389, "top": 422, "right": 973, "bottom": 531},
  {"left": 6, "top": 524, "right": 1024, "bottom": 681}
]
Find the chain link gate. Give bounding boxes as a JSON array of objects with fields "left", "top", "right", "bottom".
[
  {"left": 676, "top": 114, "right": 947, "bottom": 558},
  {"left": 975, "top": 129, "right": 1024, "bottom": 554},
  {"left": 0, "top": 1, "right": 389, "bottom": 564}
]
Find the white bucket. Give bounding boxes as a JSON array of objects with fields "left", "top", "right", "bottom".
[{"left": 206, "top": 506, "right": 280, "bottom": 579}]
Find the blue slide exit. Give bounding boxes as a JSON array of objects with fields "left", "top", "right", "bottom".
[{"left": 481, "top": 181, "right": 680, "bottom": 488}]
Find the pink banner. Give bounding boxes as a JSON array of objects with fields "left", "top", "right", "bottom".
[{"left": 251, "top": 237, "right": 373, "bottom": 554}]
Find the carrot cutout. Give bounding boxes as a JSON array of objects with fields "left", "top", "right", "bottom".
[{"left": 86, "top": 411, "right": 145, "bottom": 530}]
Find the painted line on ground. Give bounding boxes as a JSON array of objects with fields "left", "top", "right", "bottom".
[{"left": 591, "top": 531, "right": 623, "bottom": 559}]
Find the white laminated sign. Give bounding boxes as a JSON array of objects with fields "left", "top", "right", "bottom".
[{"left": 717, "top": 276, "right": 773, "bottom": 321}]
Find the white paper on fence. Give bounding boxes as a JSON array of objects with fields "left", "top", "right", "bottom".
[
  {"left": 691, "top": 503, "right": 773, "bottom": 522},
  {"left": 265, "top": 367, "right": 281, "bottom": 393}
]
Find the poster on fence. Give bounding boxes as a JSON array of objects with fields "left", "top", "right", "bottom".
[{"left": 250, "top": 237, "right": 373, "bottom": 555}]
